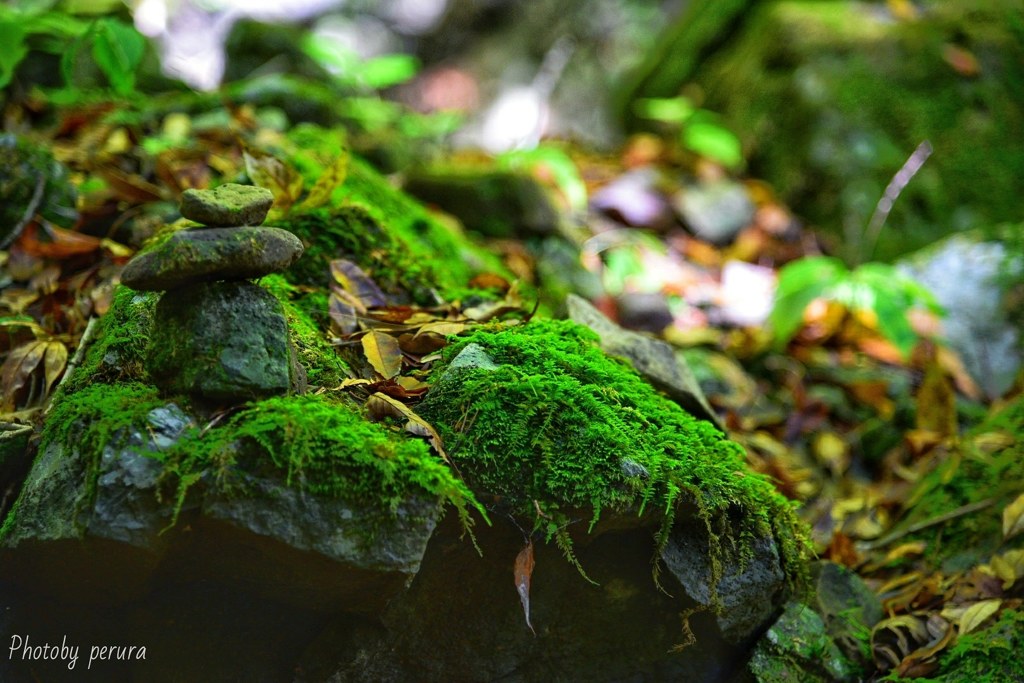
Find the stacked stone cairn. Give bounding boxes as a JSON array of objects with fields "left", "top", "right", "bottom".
[{"left": 121, "top": 184, "right": 305, "bottom": 403}]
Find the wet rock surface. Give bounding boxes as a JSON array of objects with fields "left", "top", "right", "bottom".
[
  {"left": 179, "top": 183, "right": 274, "bottom": 227},
  {"left": 147, "top": 281, "right": 299, "bottom": 401},
  {"left": 120, "top": 226, "right": 304, "bottom": 291}
]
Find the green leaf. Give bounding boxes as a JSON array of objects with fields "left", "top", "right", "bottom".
[
  {"left": 683, "top": 119, "right": 744, "bottom": 169},
  {"left": 769, "top": 257, "right": 846, "bottom": 348},
  {"left": 633, "top": 97, "right": 695, "bottom": 124},
  {"left": 359, "top": 53, "right": 420, "bottom": 89},
  {"left": 91, "top": 17, "right": 145, "bottom": 95},
  {"left": 0, "top": 21, "right": 28, "bottom": 89}
]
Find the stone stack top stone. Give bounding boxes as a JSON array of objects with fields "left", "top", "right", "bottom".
[{"left": 180, "top": 183, "right": 274, "bottom": 227}]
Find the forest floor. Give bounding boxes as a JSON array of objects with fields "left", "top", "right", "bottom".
[{"left": 2, "top": 92, "right": 1023, "bottom": 681}]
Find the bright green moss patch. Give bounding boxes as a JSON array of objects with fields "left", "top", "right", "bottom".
[
  {"left": 418, "top": 319, "right": 809, "bottom": 585},
  {"left": 62, "top": 286, "right": 157, "bottom": 393},
  {"left": 35, "top": 381, "right": 478, "bottom": 528},
  {"left": 260, "top": 274, "right": 348, "bottom": 387},
  {"left": 283, "top": 124, "right": 511, "bottom": 300},
  {"left": 157, "top": 393, "right": 479, "bottom": 521}
]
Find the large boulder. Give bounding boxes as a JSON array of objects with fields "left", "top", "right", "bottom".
[{"left": 619, "top": 0, "right": 1024, "bottom": 261}]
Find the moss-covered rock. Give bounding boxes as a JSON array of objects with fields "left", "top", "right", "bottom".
[
  {"left": 147, "top": 281, "right": 300, "bottom": 402},
  {"left": 619, "top": 0, "right": 1024, "bottom": 262},
  {"left": 418, "top": 320, "right": 809, "bottom": 602}
]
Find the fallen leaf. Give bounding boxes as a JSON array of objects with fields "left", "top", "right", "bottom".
[
  {"left": 299, "top": 150, "right": 349, "bottom": 211},
  {"left": 990, "top": 549, "right": 1024, "bottom": 589},
  {"left": 957, "top": 599, "right": 1001, "bottom": 635},
  {"left": 365, "top": 392, "right": 450, "bottom": 464},
  {"left": 397, "top": 331, "right": 448, "bottom": 355},
  {"left": 242, "top": 143, "right": 304, "bottom": 213},
  {"left": 361, "top": 330, "right": 403, "bottom": 379},
  {"left": 514, "top": 540, "right": 537, "bottom": 635},
  {"left": 1, "top": 340, "right": 46, "bottom": 411},
  {"left": 468, "top": 272, "right": 511, "bottom": 293},
  {"left": 41, "top": 340, "right": 68, "bottom": 396},
  {"left": 330, "top": 259, "right": 388, "bottom": 308},
  {"left": 17, "top": 224, "right": 102, "bottom": 259},
  {"left": 1002, "top": 492, "right": 1024, "bottom": 541},
  {"left": 328, "top": 291, "right": 361, "bottom": 336}
]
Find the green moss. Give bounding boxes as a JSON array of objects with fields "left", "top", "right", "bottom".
[
  {"left": 62, "top": 287, "right": 157, "bottom": 394},
  {"left": 418, "top": 320, "right": 809, "bottom": 588},
  {"left": 282, "top": 124, "right": 511, "bottom": 301},
  {"left": 260, "top": 274, "right": 348, "bottom": 388},
  {"left": 157, "top": 393, "right": 479, "bottom": 522},
  {"left": 39, "top": 381, "right": 166, "bottom": 515},
  {"left": 901, "top": 394, "right": 1024, "bottom": 569},
  {"left": 881, "top": 610, "right": 1024, "bottom": 683}
]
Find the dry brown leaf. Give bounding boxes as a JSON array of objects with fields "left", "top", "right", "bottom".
[
  {"left": 361, "top": 330, "right": 403, "bottom": 379},
  {"left": 18, "top": 224, "right": 102, "bottom": 259},
  {"left": 1, "top": 340, "right": 47, "bottom": 411},
  {"left": 514, "top": 540, "right": 537, "bottom": 636},
  {"left": 1002, "top": 492, "right": 1024, "bottom": 541},
  {"left": 397, "top": 332, "right": 448, "bottom": 355},
  {"left": 365, "top": 392, "right": 450, "bottom": 464}
]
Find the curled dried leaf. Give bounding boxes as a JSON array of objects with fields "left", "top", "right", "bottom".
[
  {"left": 514, "top": 540, "right": 537, "bottom": 636},
  {"left": 365, "top": 392, "right": 450, "bottom": 464}
]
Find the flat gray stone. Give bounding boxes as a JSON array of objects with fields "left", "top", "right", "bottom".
[
  {"left": 673, "top": 180, "right": 754, "bottom": 246},
  {"left": 567, "top": 294, "right": 723, "bottom": 430},
  {"left": 180, "top": 183, "right": 273, "bottom": 226},
  {"left": 121, "top": 226, "right": 303, "bottom": 291},
  {"left": 147, "top": 281, "right": 297, "bottom": 402}
]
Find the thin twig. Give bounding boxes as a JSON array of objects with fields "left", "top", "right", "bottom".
[
  {"left": 859, "top": 497, "right": 996, "bottom": 551},
  {"left": 45, "top": 316, "right": 99, "bottom": 415},
  {"left": 861, "top": 140, "right": 933, "bottom": 263}
]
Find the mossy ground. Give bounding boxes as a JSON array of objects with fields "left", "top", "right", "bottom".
[
  {"left": 900, "top": 393, "right": 1024, "bottom": 569},
  {"left": 281, "top": 124, "right": 511, "bottom": 303},
  {"left": 880, "top": 610, "right": 1024, "bottom": 683},
  {"left": 418, "top": 319, "right": 810, "bottom": 587}
]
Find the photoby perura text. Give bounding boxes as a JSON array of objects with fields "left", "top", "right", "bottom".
[{"left": 8, "top": 634, "right": 147, "bottom": 670}]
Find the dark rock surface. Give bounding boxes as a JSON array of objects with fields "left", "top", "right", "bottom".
[
  {"left": 748, "top": 602, "right": 856, "bottom": 682},
  {"left": 147, "top": 281, "right": 300, "bottom": 401},
  {"left": 661, "top": 520, "right": 786, "bottom": 644},
  {"left": 120, "top": 226, "right": 304, "bottom": 291},
  {"left": 179, "top": 183, "right": 274, "bottom": 227}
]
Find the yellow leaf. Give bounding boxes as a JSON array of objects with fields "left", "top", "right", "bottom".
[
  {"left": 361, "top": 330, "right": 402, "bottom": 379},
  {"left": 958, "top": 599, "right": 1001, "bottom": 635},
  {"left": 242, "top": 143, "right": 303, "bottom": 213},
  {"left": 299, "top": 150, "right": 349, "bottom": 211},
  {"left": 1002, "top": 492, "right": 1024, "bottom": 540},
  {"left": 990, "top": 550, "right": 1024, "bottom": 589},
  {"left": 414, "top": 321, "right": 468, "bottom": 338},
  {"left": 365, "top": 392, "right": 450, "bottom": 464},
  {"left": 41, "top": 340, "right": 68, "bottom": 396}
]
